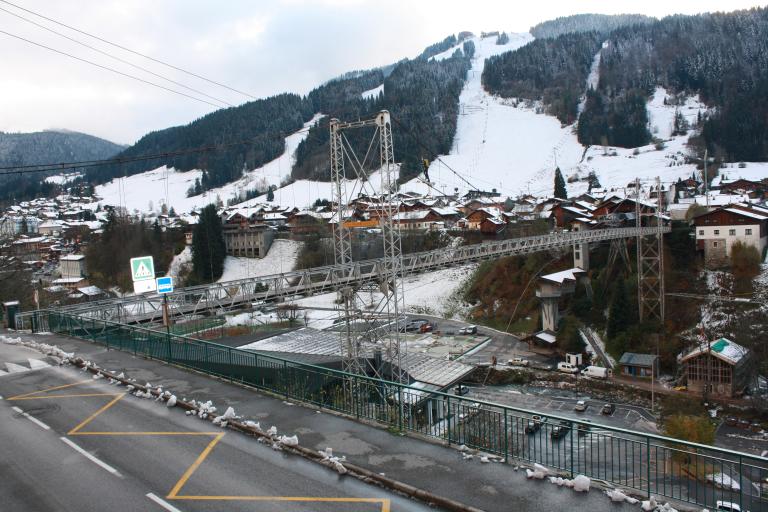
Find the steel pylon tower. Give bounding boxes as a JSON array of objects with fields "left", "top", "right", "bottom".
[
  {"left": 329, "top": 111, "right": 407, "bottom": 383},
  {"left": 635, "top": 177, "right": 665, "bottom": 323}
]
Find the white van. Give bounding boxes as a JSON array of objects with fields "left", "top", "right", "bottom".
[
  {"left": 557, "top": 362, "right": 579, "bottom": 374},
  {"left": 581, "top": 366, "right": 612, "bottom": 380}
]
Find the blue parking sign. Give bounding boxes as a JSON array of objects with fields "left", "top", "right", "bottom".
[{"left": 156, "top": 276, "right": 173, "bottom": 294}]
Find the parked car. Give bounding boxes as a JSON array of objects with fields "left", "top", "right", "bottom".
[
  {"left": 725, "top": 416, "right": 738, "bottom": 427},
  {"left": 601, "top": 403, "right": 616, "bottom": 415},
  {"left": 581, "top": 366, "right": 612, "bottom": 379},
  {"left": 405, "top": 319, "right": 428, "bottom": 332},
  {"left": 751, "top": 422, "right": 763, "bottom": 433},
  {"left": 577, "top": 422, "right": 591, "bottom": 436},
  {"left": 551, "top": 421, "right": 571, "bottom": 439},
  {"left": 454, "top": 385, "right": 470, "bottom": 396},
  {"left": 716, "top": 500, "right": 745, "bottom": 512},
  {"left": 557, "top": 362, "right": 579, "bottom": 374},
  {"left": 525, "top": 420, "right": 541, "bottom": 434},
  {"left": 507, "top": 357, "right": 529, "bottom": 367},
  {"left": 738, "top": 419, "right": 751, "bottom": 429},
  {"left": 574, "top": 400, "right": 587, "bottom": 412},
  {"left": 419, "top": 322, "right": 434, "bottom": 333},
  {"left": 458, "top": 325, "right": 478, "bottom": 335}
]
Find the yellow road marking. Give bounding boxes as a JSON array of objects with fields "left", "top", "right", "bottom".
[
  {"left": 12, "top": 393, "right": 117, "bottom": 400},
  {"left": 8, "top": 379, "right": 387, "bottom": 510},
  {"left": 8, "top": 379, "right": 92, "bottom": 400},
  {"left": 166, "top": 432, "right": 225, "bottom": 499},
  {"left": 68, "top": 393, "right": 125, "bottom": 435},
  {"left": 170, "top": 495, "right": 391, "bottom": 511},
  {"left": 74, "top": 431, "right": 221, "bottom": 436}
]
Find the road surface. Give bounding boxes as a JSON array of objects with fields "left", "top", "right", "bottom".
[{"left": 0, "top": 342, "right": 431, "bottom": 512}]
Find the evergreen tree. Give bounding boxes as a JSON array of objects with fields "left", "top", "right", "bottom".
[
  {"left": 266, "top": 186, "right": 275, "bottom": 202},
  {"left": 554, "top": 167, "right": 567, "bottom": 199},
  {"left": 191, "top": 204, "right": 226, "bottom": 283},
  {"left": 607, "top": 278, "right": 631, "bottom": 340}
]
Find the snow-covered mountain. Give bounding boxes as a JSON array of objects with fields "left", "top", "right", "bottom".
[{"left": 94, "top": 27, "right": 768, "bottom": 214}]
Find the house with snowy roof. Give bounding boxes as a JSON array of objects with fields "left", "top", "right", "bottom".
[{"left": 680, "top": 338, "right": 753, "bottom": 397}]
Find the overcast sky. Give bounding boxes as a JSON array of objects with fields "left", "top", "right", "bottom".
[{"left": 0, "top": 0, "right": 764, "bottom": 145}]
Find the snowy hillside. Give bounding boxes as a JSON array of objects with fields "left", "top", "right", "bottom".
[
  {"left": 403, "top": 34, "right": 720, "bottom": 199},
  {"left": 94, "top": 33, "right": 767, "bottom": 215},
  {"left": 94, "top": 115, "right": 322, "bottom": 214}
]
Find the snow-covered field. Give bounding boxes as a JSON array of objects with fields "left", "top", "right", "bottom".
[
  {"left": 94, "top": 115, "right": 322, "bottom": 214},
  {"left": 217, "top": 239, "right": 301, "bottom": 282}
]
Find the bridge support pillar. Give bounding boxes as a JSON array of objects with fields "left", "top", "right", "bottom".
[
  {"left": 573, "top": 242, "right": 589, "bottom": 271},
  {"left": 541, "top": 297, "right": 559, "bottom": 332}
]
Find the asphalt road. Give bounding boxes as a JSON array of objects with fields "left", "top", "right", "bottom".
[{"left": 0, "top": 343, "right": 431, "bottom": 512}]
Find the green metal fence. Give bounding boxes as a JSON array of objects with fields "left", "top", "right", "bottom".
[{"left": 43, "top": 311, "right": 768, "bottom": 511}]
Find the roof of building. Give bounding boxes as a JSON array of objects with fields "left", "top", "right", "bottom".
[
  {"left": 534, "top": 331, "right": 557, "bottom": 344},
  {"left": 60, "top": 254, "right": 85, "bottom": 261},
  {"left": 723, "top": 207, "right": 768, "bottom": 221},
  {"left": 77, "top": 285, "right": 104, "bottom": 296},
  {"left": 238, "top": 327, "right": 474, "bottom": 388},
  {"left": 541, "top": 268, "right": 585, "bottom": 285},
  {"left": 680, "top": 338, "right": 750, "bottom": 366},
  {"left": 619, "top": 352, "right": 658, "bottom": 367},
  {"left": 52, "top": 277, "right": 86, "bottom": 284}
]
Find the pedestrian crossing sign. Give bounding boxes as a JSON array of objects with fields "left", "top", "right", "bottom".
[{"left": 130, "top": 256, "right": 155, "bottom": 282}]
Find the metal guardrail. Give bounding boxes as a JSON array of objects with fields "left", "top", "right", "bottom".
[
  {"left": 41, "top": 310, "right": 768, "bottom": 511},
  {"left": 17, "top": 227, "right": 671, "bottom": 329}
]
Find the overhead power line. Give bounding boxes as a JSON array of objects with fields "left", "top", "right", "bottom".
[
  {"left": 0, "top": 0, "right": 257, "bottom": 100},
  {"left": 0, "top": 29, "right": 223, "bottom": 109},
  {"left": 0, "top": 6, "right": 234, "bottom": 108}
]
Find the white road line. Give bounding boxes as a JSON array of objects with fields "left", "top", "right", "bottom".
[
  {"left": 24, "top": 412, "right": 51, "bottom": 430},
  {"left": 12, "top": 405, "right": 51, "bottom": 430},
  {"left": 60, "top": 437, "right": 120, "bottom": 476},
  {"left": 146, "top": 493, "right": 183, "bottom": 512}
]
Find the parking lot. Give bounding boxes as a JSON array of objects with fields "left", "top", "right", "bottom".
[{"left": 465, "top": 384, "right": 658, "bottom": 433}]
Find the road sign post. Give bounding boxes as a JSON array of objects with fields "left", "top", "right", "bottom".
[
  {"left": 155, "top": 276, "right": 174, "bottom": 332},
  {"left": 130, "top": 256, "right": 156, "bottom": 294}
]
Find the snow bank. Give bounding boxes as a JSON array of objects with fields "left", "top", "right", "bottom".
[
  {"left": 0, "top": 335, "right": 74, "bottom": 362},
  {"left": 167, "top": 246, "right": 191, "bottom": 280},
  {"left": 605, "top": 489, "right": 639, "bottom": 504}
]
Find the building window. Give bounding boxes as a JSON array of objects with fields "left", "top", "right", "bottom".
[
  {"left": 713, "top": 242, "right": 719, "bottom": 248},
  {"left": 746, "top": 228, "right": 752, "bottom": 235},
  {"left": 698, "top": 230, "right": 704, "bottom": 235},
  {"left": 714, "top": 229, "right": 720, "bottom": 235},
  {"left": 729, "top": 229, "right": 736, "bottom": 236}
]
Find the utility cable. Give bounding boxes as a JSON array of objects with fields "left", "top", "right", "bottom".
[
  {"left": 0, "top": 6, "right": 234, "bottom": 107},
  {"left": 0, "top": 0, "right": 257, "bottom": 99},
  {"left": 0, "top": 29, "right": 222, "bottom": 109}
]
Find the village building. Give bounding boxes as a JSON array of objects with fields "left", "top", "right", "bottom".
[
  {"left": 221, "top": 212, "right": 274, "bottom": 258},
  {"left": 59, "top": 253, "right": 87, "bottom": 280},
  {"left": 693, "top": 203, "right": 768, "bottom": 267},
  {"left": 680, "top": 338, "right": 753, "bottom": 397},
  {"left": 618, "top": 352, "right": 659, "bottom": 378}
]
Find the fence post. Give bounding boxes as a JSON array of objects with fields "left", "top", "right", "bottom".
[
  {"left": 570, "top": 420, "right": 575, "bottom": 477},
  {"left": 228, "top": 347, "right": 234, "bottom": 382},
  {"left": 166, "top": 332, "right": 172, "bottom": 363},
  {"left": 646, "top": 437, "right": 651, "bottom": 498},
  {"left": 283, "top": 360, "right": 289, "bottom": 398},
  {"left": 739, "top": 455, "right": 743, "bottom": 512},
  {"left": 397, "top": 386, "right": 403, "bottom": 432},
  {"left": 446, "top": 395, "right": 451, "bottom": 446},
  {"left": 504, "top": 408, "right": 509, "bottom": 463}
]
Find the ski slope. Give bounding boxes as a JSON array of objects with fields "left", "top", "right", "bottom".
[
  {"left": 402, "top": 34, "right": 729, "bottom": 199},
  {"left": 94, "top": 114, "right": 322, "bottom": 214}
]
